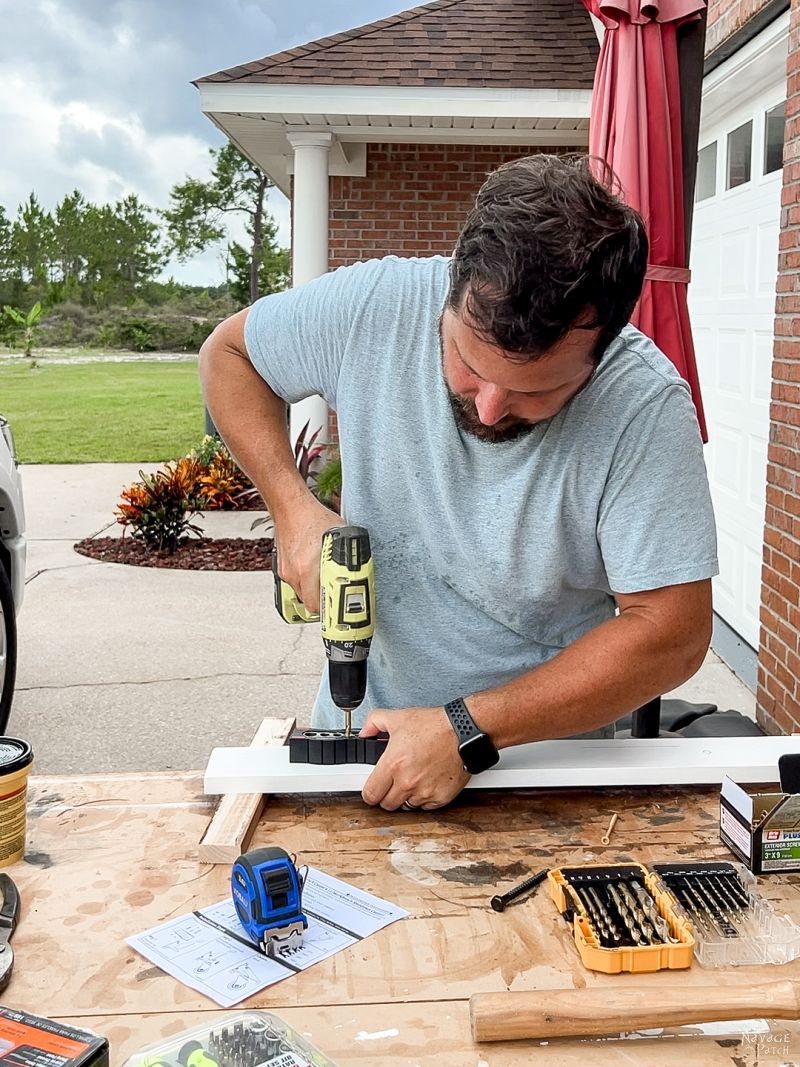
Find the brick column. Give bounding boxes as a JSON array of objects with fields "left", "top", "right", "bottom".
[{"left": 757, "top": 0, "right": 800, "bottom": 734}]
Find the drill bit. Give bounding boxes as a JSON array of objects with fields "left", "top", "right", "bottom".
[
  {"left": 618, "top": 882, "right": 660, "bottom": 943},
  {"left": 631, "top": 880, "right": 681, "bottom": 944},
  {"left": 587, "top": 886, "right": 623, "bottom": 943},
  {"left": 344, "top": 708, "right": 352, "bottom": 737},
  {"left": 692, "top": 877, "right": 739, "bottom": 937},
  {"left": 573, "top": 885, "right": 611, "bottom": 944},
  {"left": 606, "top": 883, "right": 644, "bottom": 944},
  {"left": 721, "top": 871, "right": 750, "bottom": 909}
]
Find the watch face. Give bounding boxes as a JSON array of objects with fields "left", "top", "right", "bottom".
[{"left": 459, "top": 732, "right": 500, "bottom": 774}]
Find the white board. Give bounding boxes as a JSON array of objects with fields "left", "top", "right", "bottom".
[{"left": 204, "top": 736, "right": 800, "bottom": 795}]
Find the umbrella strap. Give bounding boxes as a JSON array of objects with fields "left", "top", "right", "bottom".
[{"left": 645, "top": 264, "right": 691, "bottom": 284}]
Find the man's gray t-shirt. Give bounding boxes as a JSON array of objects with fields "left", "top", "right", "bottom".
[{"left": 245, "top": 255, "right": 718, "bottom": 732}]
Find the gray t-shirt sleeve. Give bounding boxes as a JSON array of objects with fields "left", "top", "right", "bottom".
[
  {"left": 597, "top": 383, "right": 719, "bottom": 594},
  {"left": 243, "top": 260, "right": 382, "bottom": 406}
]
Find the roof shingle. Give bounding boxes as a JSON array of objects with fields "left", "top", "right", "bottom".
[{"left": 196, "top": 0, "right": 598, "bottom": 90}]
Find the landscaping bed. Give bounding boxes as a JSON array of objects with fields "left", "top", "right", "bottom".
[{"left": 75, "top": 535, "right": 273, "bottom": 571}]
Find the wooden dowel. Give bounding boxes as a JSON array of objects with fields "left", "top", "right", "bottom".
[{"left": 470, "top": 980, "right": 800, "bottom": 1043}]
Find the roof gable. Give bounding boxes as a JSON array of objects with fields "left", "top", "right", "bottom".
[{"left": 197, "top": 0, "right": 598, "bottom": 89}]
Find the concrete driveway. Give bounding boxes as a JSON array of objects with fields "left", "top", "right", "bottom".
[
  {"left": 11, "top": 464, "right": 756, "bottom": 774},
  {"left": 13, "top": 464, "right": 323, "bottom": 773}
]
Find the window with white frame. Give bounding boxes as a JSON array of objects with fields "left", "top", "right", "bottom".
[
  {"left": 726, "top": 120, "right": 753, "bottom": 189},
  {"left": 764, "top": 101, "right": 786, "bottom": 174},
  {"left": 696, "top": 142, "right": 717, "bottom": 201}
]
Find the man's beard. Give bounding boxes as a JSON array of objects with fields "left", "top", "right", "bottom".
[{"left": 446, "top": 384, "right": 539, "bottom": 444}]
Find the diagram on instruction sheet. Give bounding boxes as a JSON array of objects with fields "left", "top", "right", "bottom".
[{"left": 126, "top": 867, "right": 408, "bottom": 1008}]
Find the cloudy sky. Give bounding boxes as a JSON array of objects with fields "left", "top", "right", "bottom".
[{"left": 0, "top": 0, "right": 409, "bottom": 284}]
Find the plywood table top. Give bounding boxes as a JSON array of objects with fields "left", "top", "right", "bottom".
[{"left": 6, "top": 771, "right": 800, "bottom": 1066}]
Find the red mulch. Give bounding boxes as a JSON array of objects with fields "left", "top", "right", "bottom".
[{"left": 74, "top": 536, "right": 274, "bottom": 571}]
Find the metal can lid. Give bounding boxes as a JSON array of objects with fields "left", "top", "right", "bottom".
[{"left": 0, "top": 738, "right": 33, "bottom": 775}]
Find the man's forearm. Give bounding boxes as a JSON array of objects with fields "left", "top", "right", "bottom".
[
  {"left": 198, "top": 316, "right": 308, "bottom": 526},
  {"left": 467, "top": 586, "right": 711, "bottom": 747}
]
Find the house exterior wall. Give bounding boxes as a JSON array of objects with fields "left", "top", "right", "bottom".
[
  {"left": 706, "top": 0, "right": 776, "bottom": 53},
  {"left": 757, "top": 0, "right": 800, "bottom": 734},
  {"left": 325, "top": 141, "right": 573, "bottom": 439}
]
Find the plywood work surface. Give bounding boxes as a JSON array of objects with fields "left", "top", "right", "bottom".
[{"left": 9, "top": 767, "right": 800, "bottom": 1066}]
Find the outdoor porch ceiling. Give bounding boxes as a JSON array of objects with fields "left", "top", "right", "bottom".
[{"left": 198, "top": 84, "right": 592, "bottom": 195}]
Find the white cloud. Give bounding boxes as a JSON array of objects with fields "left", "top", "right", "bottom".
[{"left": 0, "top": 0, "right": 411, "bottom": 284}]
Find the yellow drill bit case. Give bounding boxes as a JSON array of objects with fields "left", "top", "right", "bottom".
[{"left": 548, "top": 862, "right": 695, "bottom": 974}]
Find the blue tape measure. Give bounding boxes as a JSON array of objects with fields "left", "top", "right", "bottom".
[{"left": 231, "top": 846, "right": 308, "bottom": 956}]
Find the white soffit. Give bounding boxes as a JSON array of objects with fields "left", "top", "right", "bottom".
[
  {"left": 200, "top": 83, "right": 592, "bottom": 194},
  {"left": 701, "top": 10, "right": 789, "bottom": 130}
]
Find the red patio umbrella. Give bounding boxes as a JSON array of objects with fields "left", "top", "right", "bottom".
[{"left": 582, "top": 0, "right": 708, "bottom": 440}]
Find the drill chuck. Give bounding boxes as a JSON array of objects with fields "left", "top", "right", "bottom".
[{"left": 328, "top": 658, "right": 367, "bottom": 710}]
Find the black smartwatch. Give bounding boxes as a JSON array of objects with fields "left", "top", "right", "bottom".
[{"left": 443, "top": 698, "right": 500, "bottom": 774}]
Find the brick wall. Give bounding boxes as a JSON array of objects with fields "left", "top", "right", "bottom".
[
  {"left": 757, "top": 0, "right": 800, "bottom": 734},
  {"left": 706, "top": 0, "right": 776, "bottom": 54},
  {"left": 328, "top": 142, "right": 569, "bottom": 269},
  {"left": 324, "top": 141, "right": 575, "bottom": 441}
]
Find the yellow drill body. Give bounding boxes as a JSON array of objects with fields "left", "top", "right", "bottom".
[{"left": 272, "top": 527, "right": 375, "bottom": 732}]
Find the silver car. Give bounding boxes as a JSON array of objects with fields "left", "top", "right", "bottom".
[{"left": 0, "top": 415, "right": 25, "bottom": 732}]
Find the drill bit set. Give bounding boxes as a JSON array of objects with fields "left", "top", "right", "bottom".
[
  {"left": 651, "top": 860, "right": 800, "bottom": 967},
  {"left": 205, "top": 1020, "right": 290, "bottom": 1066},
  {"left": 126, "top": 1012, "right": 340, "bottom": 1067},
  {"left": 548, "top": 863, "right": 695, "bottom": 973}
]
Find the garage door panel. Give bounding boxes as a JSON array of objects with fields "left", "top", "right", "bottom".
[
  {"left": 689, "top": 69, "right": 785, "bottom": 649},
  {"left": 715, "top": 528, "right": 741, "bottom": 615},
  {"left": 716, "top": 328, "right": 746, "bottom": 396},
  {"left": 720, "top": 229, "right": 751, "bottom": 296},
  {"left": 692, "top": 236, "right": 717, "bottom": 297},
  {"left": 747, "top": 433, "right": 769, "bottom": 512},
  {"left": 752, "top": 329, "right": 774, "bottom": 405},
  {"left": 757, "top": 222, "right": 780, "bottom": 293},
  {"left": 711, "top": 424, "right": 745, "bottom": 497},
  {"left": 743, "top": 545, "right": 763, "bottom": 640}
]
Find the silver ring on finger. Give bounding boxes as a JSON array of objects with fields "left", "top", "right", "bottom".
[{"left": 401, "top": 800, "right": 419, "bottom": 811}]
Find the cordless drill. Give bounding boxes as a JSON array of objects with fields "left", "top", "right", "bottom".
[{"left": 272, "top": 526, "right": 375, "bottom": 735}]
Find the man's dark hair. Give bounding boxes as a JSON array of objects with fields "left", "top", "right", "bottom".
[{"left": 447, "top": 154, "right": 649, "bottom": 362}]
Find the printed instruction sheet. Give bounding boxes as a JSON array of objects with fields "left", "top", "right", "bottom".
[{"left": 127, "top": 868, "right": 408, "bottom": 1007}]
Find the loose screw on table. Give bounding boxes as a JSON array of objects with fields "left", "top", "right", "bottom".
[
  {"left": 601, "top": 811, "right": 621, "bottom": 845},
  {"left": 490, "top": 868, "right": 549, "bottom": 912}
]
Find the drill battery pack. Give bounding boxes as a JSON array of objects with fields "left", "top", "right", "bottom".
[
  {"left": 548, "top": 862, "right": 695, "bottom": 974},
  {"left": 0, "top": 1007, "right": 108, "bottom": 1067},
  {"left": 288, "top": 729, "right": 389, "bottom": 765}
]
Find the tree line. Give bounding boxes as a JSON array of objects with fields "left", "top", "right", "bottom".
[{"left": 0, "top": 144, "right": 289, "bottom": 319}]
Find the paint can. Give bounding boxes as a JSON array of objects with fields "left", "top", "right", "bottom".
[{"left": 0, "top": 739, "right": 33, "bottom": 867}]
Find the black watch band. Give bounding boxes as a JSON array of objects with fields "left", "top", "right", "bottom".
[{"left": 443, "top": 698, "right": 500, "bottom": 775}]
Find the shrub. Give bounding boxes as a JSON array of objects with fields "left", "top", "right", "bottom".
[
  {"left": 197, "top": 449, "right": 252, "bottom": 509},
  {"left": 188, "top": 433, "right": 227, "bottom": 468},
  {"left": 116, "top": 458, "right": 203, "bottom": 551},
  {"left": 316, "top": 450, "right": 342, "bottom": 509}
]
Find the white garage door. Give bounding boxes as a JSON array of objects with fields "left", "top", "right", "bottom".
[{"left": 688, "top": 14, "right": 788, "bottom": 649}]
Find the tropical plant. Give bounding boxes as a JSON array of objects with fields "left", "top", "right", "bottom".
[
  {"left": 3, "top": 302, "right": 43, "bottom": 358},
  {"left": 247, "top": 421, "right": 327, "bottom": 532},
  {"left": 116, "top": 459, "right": 203, "bottom": 551},
  {"left": 197, "top": 449, "right": 252, "bottom": 509},
  {"left": 315, "top": 450, "right": 342, "bottom": 510},
  {"left": 294, "top": 420, "right": 326, "bottom": 485}
]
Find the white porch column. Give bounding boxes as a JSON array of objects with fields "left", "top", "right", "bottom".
[{"left": 287, "top": 131, "right": 332, "bottom": 445}]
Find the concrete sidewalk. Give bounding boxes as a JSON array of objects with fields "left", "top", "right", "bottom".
[{"left": 11, "top": 464, "right": 755, "bottom": 774}]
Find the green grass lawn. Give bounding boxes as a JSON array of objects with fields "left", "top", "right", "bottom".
[{"left": 0, "top": 360, "right": 206, "bottom": 463}]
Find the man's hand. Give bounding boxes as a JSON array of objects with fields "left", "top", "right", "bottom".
[
  {"left": 359, "top": 706, "right": 470, "bottom": 811},
  {"left": 273, "top": 499, "right": 344, "bottom": 615}
]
